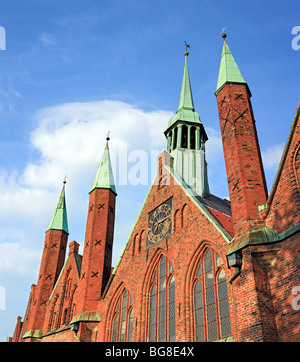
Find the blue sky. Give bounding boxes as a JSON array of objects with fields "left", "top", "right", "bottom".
[{"left": 0, "top": 0, "right": 299, "bottom": 341}]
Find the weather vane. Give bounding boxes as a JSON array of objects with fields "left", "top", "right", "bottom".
[
  {"left": 184, "top": 41, "right": 190, "bottom": 52},
  {"left": 184, "top": 41, "right": 190, "bottom": 56},
  {"left": 221, "top": 27, "right": 227, "bottom": 38},
  {"left": 63, "top": 175, "right": 67, "bottom": 184},
  {"left": 106, "top": 130, "right": 111, "bottom": 141}
]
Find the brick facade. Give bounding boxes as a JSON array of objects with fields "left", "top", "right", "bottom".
[{"left": 10, "top": 41, "right": 300, "bottom": 342}]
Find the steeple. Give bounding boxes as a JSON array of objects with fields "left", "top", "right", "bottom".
[
  {"left": 90, "top": 134, "right": 117, "bottom": 195},
  {"left": 164, "top": 46, "right": 210, "bottom": 197},
  {"left": 46, "top": 179, "right": 69, "bottom": 234},
  {"left": 215, "top": 33, "right": 246, "bottom": 95},
  {"left": 167, "top": 51, "right": 202, "bottom": 129},
  {"left": 178, "top": 54, "right": 195, "bottom": 112}
]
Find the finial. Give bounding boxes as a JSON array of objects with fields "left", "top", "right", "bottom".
[
  {"left": 63, "top": 175, "right": 67, "bottom": 184},
  {"left": 105, "top": 130, "right": 111, "bottom": 149},
  {"left": 184, "top": 41, "right": 190, "bottom": 56},
  {"left": 221, "top": 27, "right": 227, "bottom": 39}
]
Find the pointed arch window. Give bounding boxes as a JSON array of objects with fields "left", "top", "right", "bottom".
[
  {"left": 111, "top": 288, "right": 133, "bottom": 342},
  {"left": 48, "top": 294, "right": 59, "bottom": 331},
  {"left": 139, "top": 230, "right": 145, "bottom": 253},
  {"left": 62, "top": 308, "right": 68, "bottom": 325},
  {"left": 132, "top": 234, "right": 138, "bottom": 256},
  {"left": 181, "top": 204, "right": 188, "bottom": 228},
  {"left": 148, "top": 255, "right": 176, "bottom": 342},
  {"left": 174, "top": 209, "right": 180, "bottom": 232},
  {"left": 193, "top": 248, "right": 232, "bottom": 341}
]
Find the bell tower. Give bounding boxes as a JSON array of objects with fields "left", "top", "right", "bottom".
[{"left": 164, "top": 46, "right": 210, "bottom": 197}]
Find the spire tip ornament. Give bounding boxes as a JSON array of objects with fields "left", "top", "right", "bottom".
[
  {"left": 184, "top": 41, "right": 190, "bottom": 56},
  {"left": 221, "top": 27, "right": 227, "bottom": 39},
  {"left": 106, "top": 131, "right": 111, "bottom": 148}
]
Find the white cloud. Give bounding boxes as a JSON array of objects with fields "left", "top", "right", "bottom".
[
  {"left": 204, "top": 127, "right": 229, "bottom": 199},
  {"left": 38, "top": 33, "right": 55, "bottom": 46},
  {"left": 205, "top": 127, "right": 223, "bottom": 162},
  {"left": 24, "top": 100, "right": 173, "bottom": 188},
  {"left": 0, "top": 242, "right": 41, "bottom": 276},
  {"left": 262, "top": 143, "right": 285, "bottom": 170},
  {"left": 0, "top": 100, "right": 173, "bottom": 273}
]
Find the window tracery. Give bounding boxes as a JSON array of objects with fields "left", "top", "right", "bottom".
[
  {"left": 193, "top": 248, "right": 232, "bottom": 341},
  {"left": 111, "top": 288, "right": 133, "bottom": 342},
  {"left": 148, "top": 255, "right": 176, "bottom": 342}
]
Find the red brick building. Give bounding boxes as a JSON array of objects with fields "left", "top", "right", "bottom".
[{"left": 10, "top": 35, "right": 300, "bottom": 342}]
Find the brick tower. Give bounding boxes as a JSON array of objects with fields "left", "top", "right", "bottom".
[
  {"left": 26, "top": 180, "right": 69, "bottom": 333},
  {"left": 75, "top": 136, "right": 117, "bottom": 313},
  {"left": 215, "top": 34, "right": 268, "bottom": 236}
]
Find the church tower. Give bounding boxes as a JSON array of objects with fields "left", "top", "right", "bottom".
[
  {"left": 215, "top": 34, "right": 268, "bottom": 236},
  {"left": 26, "top": 180, "right": 69, "bottom": 332},
  {"left": 164, "top": 48, "right": 210, "bottom": 197},
  {"left": 75, "top": 136, "right": 117, "bottom": 314}
]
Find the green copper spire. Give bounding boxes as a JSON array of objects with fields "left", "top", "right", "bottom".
[
  {"left": 89, "top": 135, "right": 117, "bottom": 195},
  {"left": 164, "top": 46, "right": 210, "bottom": 198},
  {"left": 46, "top": 179, "right": 69, "bottom": 234},
  {"left": 168, "top": 51, "right": 201, "bottom": 127},
  {"left": 215, "top": 34, "right": 246, "bottom": 94},
  {"left": 178, "top": 53, "right": 195, "bottom": 112}
]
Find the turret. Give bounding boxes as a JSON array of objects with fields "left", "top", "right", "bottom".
[
  {"left": 75, "top": 135, "right": 117, "bottom": 313},
  {"left": 26, "top": 180, "right": 69, "bottom": 333},
  {"left": 215, "top": 34, "right": 268, "bottom": 236}
]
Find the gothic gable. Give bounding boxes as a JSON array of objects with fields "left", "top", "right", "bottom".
[
  {"left": 110, "top": 160, "right": 233, "bottom": 282},
  {"left": 265, "top": 102, "right": 300, "bottom": 233}
]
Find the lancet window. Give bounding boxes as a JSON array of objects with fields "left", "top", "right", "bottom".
[
  {"left": 111, "top": 288, "right": 133, "bottom": 342},
  {"left": 193, "top": 248, "right": 232, "bottom": 341},
  {"left": 148, "top": 255, "right": 176, "bottom": 342}
]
